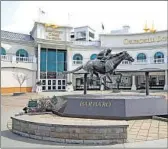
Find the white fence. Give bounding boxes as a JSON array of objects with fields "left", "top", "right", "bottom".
[{"left": 1, "top": 55, "right": 36, "bottom": 63}]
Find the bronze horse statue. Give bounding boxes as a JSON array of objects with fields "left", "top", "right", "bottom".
[{"left": 63, "top": 51, "right": 134, "bottom": 88}]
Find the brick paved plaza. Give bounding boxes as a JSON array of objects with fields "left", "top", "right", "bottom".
[{"left": 1, "top": 91, "right": 168, "bottom": 148}]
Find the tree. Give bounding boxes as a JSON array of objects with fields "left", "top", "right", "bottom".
[{"left": 13, "top": 73, "right": 29, "bottom": 92}]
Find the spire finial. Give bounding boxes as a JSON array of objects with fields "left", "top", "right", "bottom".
[{"left": 143, "top": 20, "right": 149, "bottom": 32}]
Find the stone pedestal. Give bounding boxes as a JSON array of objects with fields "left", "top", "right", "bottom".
[
  {"left": 36, "top": 86, "right": 42, "bottom": 93},
  {"left": 66, "top": 85, "right": 74, "bottom": 92},
  {"left": 164, "top": 70, "right": 168, "bottom": 90}
]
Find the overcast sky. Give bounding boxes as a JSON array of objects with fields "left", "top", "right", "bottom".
[{"left": 1, "top": 1, "right": 167, "bottom": 37}]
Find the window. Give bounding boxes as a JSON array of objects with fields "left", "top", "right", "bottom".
[
  {"left": 154, "top": 52, "right": 164, "bottom": 63},
  {"left": 90, "top": 54, "right": 97, "bottom": 60},
  {"left": 40, "top": 48, "right": 47, "bottom": 72},
  {"left": 76, "top": 31, "right": 86, "bottom": 40},
  {"left": 137, "top": 53, "right": 146, "bottom": 62},
  {"left": 0, "top": 47, "right": 6, "bottom": 55},
  {"left": 16, "top": 49, "right": 28, "bottom": 57},
  {"left": 89, "top": 32, "right": 95, "bottom": 39},
  {"left": 73, "top": 54, "right": 83, "bottom": 64}
]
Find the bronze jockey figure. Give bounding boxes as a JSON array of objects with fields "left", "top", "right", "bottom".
[{"left": 97, "top": 48, "right": 112, "bottom": 62}]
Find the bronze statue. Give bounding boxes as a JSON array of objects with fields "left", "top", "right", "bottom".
[
  {"left": 63, "top": 50, "right": 134, "bottom": 88},
  {"left": 97, "top": 48, "right": 112, "bottom": 62}
]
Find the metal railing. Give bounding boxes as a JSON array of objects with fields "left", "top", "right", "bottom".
[
  {"left": 121, "top": 60, "right": 132, "bottom": 65},
  {"left": 1, "top": 55, "right": 11, "bottom": 61},
  {"left": 1, "top": 54, "right": 36, "bottom": 63},
  {"left": 73, "top": 60, "right": 83, "bottom": 65},
  {"left": 121, "top": 57, "right": 167, "bottom": 65},
  {"left": 16, "top": 56, "right": 34, "bottom": 63},
  {"left": 73, "top": 41, "right": 100, "bottom": 46}
]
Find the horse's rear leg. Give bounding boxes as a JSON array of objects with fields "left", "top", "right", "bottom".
[
  {"left": 89, "top": 71, "right": 94, "bottom": 86},
  {"left": 106, "top": 72, "right": 113, "bottom": 83}
]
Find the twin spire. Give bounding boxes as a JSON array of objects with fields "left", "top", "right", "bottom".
[{"left": 143, "top": 21, "right": 156, "bottom": 33}]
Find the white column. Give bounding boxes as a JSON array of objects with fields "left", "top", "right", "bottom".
[
  {"left": 131, "top": 75, "right": 137, "bottom": 90},
  {"left": 12, "top": 55, "right": 16, "bottom": 62},
  {"left": 67, "top": 48, "right": 73, "bottom": 83},
  {"left": 164, "top": 70, "right": 168, "bottom": 90},
  {"left": 37, "top": 43, "right": 41, "bottom": 81},
  {"left": 66, "top": 48, "right": 74, "bottom": 92}
]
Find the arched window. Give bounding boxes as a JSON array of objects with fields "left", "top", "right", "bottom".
[
  {"left": 0, "top": 47, "right": 6, "bottom": 55},
  {"left": 73, "top": 54, "right": 83, "bottom": 64},
  {"left": 16, "top": 49, "right": 28, "bottom": 57},
  {"left": 154, "top": 52, "right": 164, "bottom": 63},
  {"left": 137, "top": 53, "right": 146, "bottom": 62},
  {"left": 90, "top": 54, "right": 97, "bottom": 60}
]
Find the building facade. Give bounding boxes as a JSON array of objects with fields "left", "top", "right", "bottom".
[{"left": 1, "top": 22, "right": 168, "bottom": 94}]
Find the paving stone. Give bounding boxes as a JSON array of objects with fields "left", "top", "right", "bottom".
[
  {"left": 148, "top": 133, "right": 158, "bottom": 138},
  {"left": 149, "top": 129, "right": 159, "bottom": 134},
  {"left": 141, "top": 125, "right": 150, "bottom": 130},
  {"left": 136, "top": 135, "right": 147, "bottom": 140},
  {"left": 129, "top": 128, "right": 139, "bottom": 132},
  {"left": 129, "top": 131, "right": 138, "bottom": 135},
  {"left": 135, "top": 139, "right": 144, "bottom": 142},
  {"left": 159, "top": 130, "right": 168, "bottom": 134},
  {"left": 147, "top": 137, "right": 155, "bottom": 141},
  {"left": 138, "top": 132, "right": 148, "bottom": 136},
  {"left": 159, "top": 122, "right": 167, "bottom": 126},
  {"left": 143, "top": 119, "right": 152, "bottom": 123},
  {"left": 128, "top": 134, "right": 137, "bottom": 139},
  {"left": 133, "top": 124, "right": 142, "bottom": 127}
]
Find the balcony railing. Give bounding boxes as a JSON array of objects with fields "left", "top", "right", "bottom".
[
  {"left": 1, "top": 55, "right": 11, "bottom": 61},
  {"left": 72, "top": 57, "right": 168, "bottom": 66},
  {"left": 121, "top": 57, "right": 167, "bottom": 65},
  {"left": 73, "top": 60, "right": 83, "bottom": 65},
  {"left": 16, "top": 56, "right": 35, "bottom": 63},
  {"left": 121, "top": 60, "right": 132, "bottom": 65},
  {"left": 1, "top": 54, "right": 37, "bottom": 63},
  {"left": 73, "top": 41, "right": 100, "bottom": 46}
]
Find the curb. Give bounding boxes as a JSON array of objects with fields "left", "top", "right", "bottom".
[{"left": 152, "top": 116, "right": 168, "bottom": 122}]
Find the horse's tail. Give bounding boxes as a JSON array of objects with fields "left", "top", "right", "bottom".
[{"left": 62, "top": 65, "right": 83, "bottom": 74}]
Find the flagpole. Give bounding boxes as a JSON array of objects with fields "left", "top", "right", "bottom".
[
  {"left": 38, "top": 8, "right": 41, "bottom": 22},
  {"left": 68, "top": 13, "right": 71, "bottom": 26}
]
